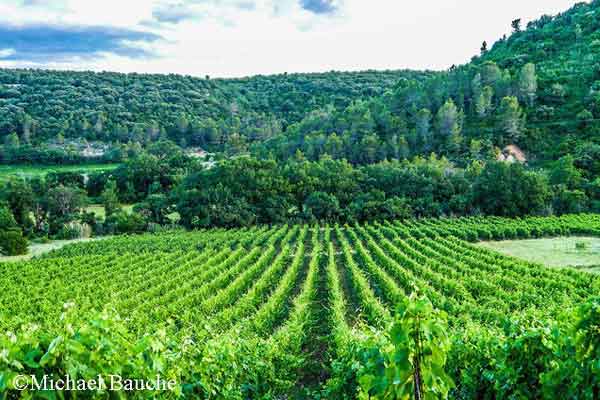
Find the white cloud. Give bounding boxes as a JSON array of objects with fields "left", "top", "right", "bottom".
[
  {"left": 0, "top": 48, "right": 16, "bottom": 58},
  {"left": 0, "top": 0, "right": 586, "bottom": 77}
]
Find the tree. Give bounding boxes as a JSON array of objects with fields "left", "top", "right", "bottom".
[
  {"left": 0, "top": 229, "right": 28, "bottom": 256},
  {"left": 325, "top": 133, "right": 344, "bottom": 159},
  {"left": 480, "top": 41, "right": 488, "bottom": 55},
  {"left": 512, "top": 18, "right": 522, "bottom": 32},
  {"left": 1, "top": 179, "right": 34, "bottom": 228},
  {"left": 415, "top": 109, "right": 432, "bottom": 150},
  {"left": 473, "top": 162, "right": 550, "bottom": 216},
  {"left": 360, "top": 133, "right": 380, "bottom": 164},
  {"left": 101, "top": 180, "right": 121, "bottom": 217},
  {"left": 497, "top": 96, "right": 525, "bottom": 142},
  {"left": 0, "top": 205, "right": 27, "bottom": 256},
  {"left": 518, "top": 63, "right": 538, "bottom": 107},
  {"left": 469, "top": 139, "right": 484, "bottom": 160},
  {"left": 46, "top": 185, "right": 88, "bottom": 234},
  {"left": 475, "top": 86, "right": 494, "bottom": 117},
  {"left": 0, "top": 205, "right": 17, "bottom": 230},
  {"left": 104, "top": 211, "right": 147, "bottom": 234},
  {"left": 435, "top": 99, "right": 461, "bottom": 138},
  {"left": 3, "top": 132, "right": 19, "bottom": 148},
  {"left": 177, "top": 183, "right": 257, "bottom": 229},
  {"left": 480, "top": 62, "right": 502, "bottom": 88},
  {"left": 348, "top": 191, "right": 413, "bottom": 222},
  {"left": 553, "top": 188, "right": 588, "bottom": 215},
  {"left": 471, "top": 73, "right": 482, "bottom": 99},
  {"left": 550, "top": 155, "right": 583, "bottom": 189},
  {"left": 134, "top": 194, "right": 171, "bottom": 225},
  {"left": 303, "top": 191, "right": 341, "bottom": 221}
]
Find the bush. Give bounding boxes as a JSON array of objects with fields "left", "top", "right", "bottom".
[
  {"left": 477, "top": 228, "right": 492, "bottom": 240},
  {"left": 516, "top": 226, "right": 531, "bottom": 239},
  {"left": 503, "top": 227, "right": 517, "bottom": 239},
  {"left": 0, "top": 206, "right": 18, "bottom": 230},
  {"left": 104, "top": 211, "right": 147, "bottom": 234},
  {"left": 0, "top": 229, "right": 28, "bottom": 256},
  {"left": 56, "top": 222, "right": 92, "bottom": 240}
]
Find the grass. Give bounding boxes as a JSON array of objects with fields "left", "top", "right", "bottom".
[
  {"left": 0, "top": 237, "right": 108, "bottom": 262},
  {"left": 0, "top": 163, "right": 119, "bottom": 182},
  {"left": 477, "top": 236, "right": 600, "bottom": 272}
]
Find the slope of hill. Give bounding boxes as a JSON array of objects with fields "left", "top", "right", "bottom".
[
  {"left": 0, "top": 68, "right": 434, "bottom": 152},
  {"left": 2, "top": 2, "right": 599, "bottom": 170},
  {"left": 253, "top": 1, "right": 600, "bottom": 170}
]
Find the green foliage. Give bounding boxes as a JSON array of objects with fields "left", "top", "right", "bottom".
[
  {"left": 574, "top": 297, "right": 600, "bottom": 395},
  {"left": 0, "top": 205, "right": 17, "bottom": 230},
  {"left": 0, "top": 69, "right": 430, "bottom": 157},
  {"left": 357, "top": 294, "right": 454, "bottom": 400},
  {"left": 303, "top": 191, "right": 342, "bottom": 221},
  {"left": 550, "top": 155, "right": 583, "bottom": 189},
  {"left": 0, "top": 228, "right": 28, "bottom": 255},
  {"left": 104, "top": 211, "right": 147, "bottom": 234},
  {"left": 100, "top": 179, "right": 121, "bottom": 217},
  {"left": 472, "top": 161, "right": 550, "bottom": 216},
  {"left": 0, "top": 216, "right": 599, "bottom": 397},
  {"left": 497, "top": 96, "right": 525, "bottom": 143}
]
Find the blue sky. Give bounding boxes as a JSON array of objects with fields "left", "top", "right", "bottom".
[{"left": 0, "top": 0, "right": 583, "bottom": 77}]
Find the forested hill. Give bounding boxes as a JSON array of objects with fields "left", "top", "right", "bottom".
[
  {"left": 2, "top": 0, "right": 600, "bottom": 172},
  {"left": 474, "top": 0, "right": 600, "bottom": 159},
  {"left": 254, "top": 0, "right": 600, "bottom": 170},
  {"left": 0, "top": 68, "right": 433, "bottom": 150}
]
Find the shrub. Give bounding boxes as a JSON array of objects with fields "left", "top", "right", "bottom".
[
  {"left": 104, "top": 211, "right": 147, "bottom": 234},
  {"left": 0, "top": 229, "right": 28, "bottom": 256},
  {"left": 516, "top": 226, "right": 531, "bottom": 239},
  {"left": 0, "top": 206, "right": 17, "bottom": 230},
  {"left": 56, "top": 222, "right": 92, "bottom": 240}
]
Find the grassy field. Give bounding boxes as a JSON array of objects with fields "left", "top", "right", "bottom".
[
  {"left": 478, "top": 236, "right": 600, "bottom": 272},
  {"left": 0, "top": 163, "right": 119, "bottom": 182}
]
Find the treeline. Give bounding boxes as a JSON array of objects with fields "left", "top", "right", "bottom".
[{"left": 2, "top": 142, "right": 599, "bottom": 255}]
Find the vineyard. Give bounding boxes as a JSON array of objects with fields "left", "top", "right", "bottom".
[{"left": 1, "top": 214, "right": 600, "bottom": 398}]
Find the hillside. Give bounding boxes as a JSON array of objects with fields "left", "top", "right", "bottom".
[
  {"left": 475, "top": 0, "right": 600, "bottom": 159},
  {"left": 2, "top": 2, "right": 600, "bottom": 170},
  {"left": 253, "top": 1, "right": 600, "bottom": 170},
  {"left": 0, "top": 69, "right": 433, "bottom": 157}
]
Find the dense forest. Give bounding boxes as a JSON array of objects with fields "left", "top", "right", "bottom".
[
  {"left": 0, "top": 69, "right": 433, "bottom": 163},
  {"left": 2, "top": 0, "right": 600, "bottom": 253}
]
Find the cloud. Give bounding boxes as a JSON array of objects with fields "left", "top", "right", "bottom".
[
  {"left": 299, "top": 0, "right": 340, "bottom": 15},
  {"left": 0, "top": 24, "right": 162, "bottom": 63},
  {"left": 151, "top": 1, "right": 258, "bottom": 25},
  {"left": 0, "top": 48, "right": 16, "bottom": 58},
  {"left": 21, "top": 0, "right": 49, "bottom": 6},
  {"left": 153, "top": 3, "right": 202, "bottom": 24}
]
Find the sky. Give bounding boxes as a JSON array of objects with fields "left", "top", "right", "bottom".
[{"left": 0, "top": 0, "right": 585, "bottom": 78}]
